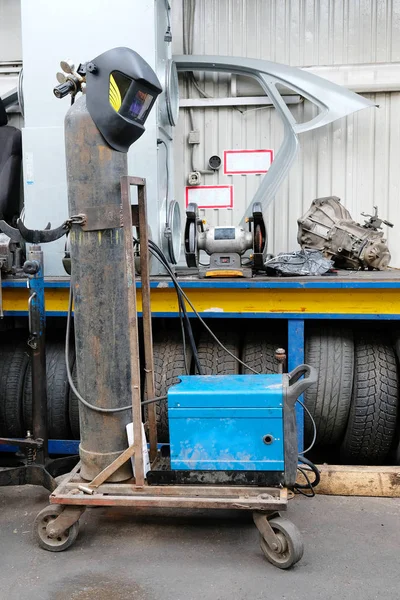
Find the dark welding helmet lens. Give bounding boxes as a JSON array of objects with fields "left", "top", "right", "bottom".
[{"left": 109, "top": 71, "right": 156, "bottom": 123}]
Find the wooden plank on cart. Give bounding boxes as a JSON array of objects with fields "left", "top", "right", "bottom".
[
  {"left": 315, "top": 465, "right": 400, "bottom": 498},
  {"left": 49, "top": 493, "right": 286, "bottom": 510}
]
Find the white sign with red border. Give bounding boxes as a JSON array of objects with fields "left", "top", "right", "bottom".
[
  {"left": 224, "top": 149, "right": 274, "bottom": 175},
  {"left": 185, "top": 185, "right": 233, "bottom": 209}
]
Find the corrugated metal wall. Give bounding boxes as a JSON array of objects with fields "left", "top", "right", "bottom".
[{"left": 172, "top": 0, "right": 400, "bottom": 266}]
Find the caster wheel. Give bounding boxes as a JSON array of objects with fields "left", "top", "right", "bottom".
[
  {"left": 33, "top": 505, "right": 79, "bottom": 552},
  {"left": 260, "top": 517, "right": 303, "bottom": 569}
]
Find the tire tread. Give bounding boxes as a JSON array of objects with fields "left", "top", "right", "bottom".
[{"left": 341, "top": 332, "right": 398, "bottom": 464}]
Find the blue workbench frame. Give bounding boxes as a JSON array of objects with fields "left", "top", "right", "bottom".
[{"left": 2, "top": 274, "right": 399, "bottom": 454}]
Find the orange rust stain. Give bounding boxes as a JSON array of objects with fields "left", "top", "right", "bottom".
[
  {"left": 92, "top": 336, "right": 101, "bottom": 361},
  {"left": 98, "top": 144, "right": 112, "bottom": 164}
]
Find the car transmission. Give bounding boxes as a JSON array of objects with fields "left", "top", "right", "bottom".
[{"left": 297, "top": 196, "right": 393, "bottom": 270}]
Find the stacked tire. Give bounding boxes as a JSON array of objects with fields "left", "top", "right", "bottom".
[
  {"left": 1, "top": 320, "right": 400, "bottom": 465},
  {"left": 304, "top": 325, "right": 399, "bottom": 465},
  {"left": 0, "top": 330, "right": 80, "bottom": 440},
  {"left": 0, "top": 333, "right": 30, "bottom": 438}
]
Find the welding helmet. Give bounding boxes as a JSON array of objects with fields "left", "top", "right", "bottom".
[{"left": 85, "top": 47, "right": 162, "bottom": 153}]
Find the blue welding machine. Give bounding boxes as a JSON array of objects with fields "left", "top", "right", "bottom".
[{"left": 167, "top": 365, "right": 316, "bottom": 488}]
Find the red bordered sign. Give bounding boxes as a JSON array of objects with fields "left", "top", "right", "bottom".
[
  {"left": 224, "top": 149, "right": 274, "bottom": 175},
  {"left": 185, "top": 185, "right": 234, "bottom": 209}
]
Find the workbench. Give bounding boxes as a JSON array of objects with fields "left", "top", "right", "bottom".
[{"left": 2, "top": 270, "right": 400, "bottom": 498}]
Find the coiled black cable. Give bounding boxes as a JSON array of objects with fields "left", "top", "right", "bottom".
[{"left": 294, "top": 455, "right": 320, "bottom": 497}]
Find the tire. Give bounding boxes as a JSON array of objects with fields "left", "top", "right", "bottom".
[
  {"left": 23, "top": 339, "right": 74, "bottom": 439},
  {"left": 68, "top": 360, "right": 80, "bottom": 440},
  {"left": 34, "top": 505, "right": 79, "bottom": 552},
  {"left": 196, "top": 326, "right": 240, "bottom": 375},
  {"left": 341, "top": 332, "right": 398, "bottom": 464},
  {"left": 46, "top": 340, "right": 73, "bottom": 439},
  {"left": 304, "top": 326, "right": 354, "bottom": 446},
  {"left": 22, "top": 362, "right": 33, "bottom": 433},
  {"left": 242, "top": 326, "right": 285, "bottom": 374},
  {"left": 260, "top": 517, "right": 303, "bottom": 569},
  {"left": 0, "top": 337, "right": 30, "bottom": 437},
  {"left": 148, "top": 327, "right": 190, "bottom": 442},
  {"left": 394, "top": 437, "right": 400, "bottom": 465}
]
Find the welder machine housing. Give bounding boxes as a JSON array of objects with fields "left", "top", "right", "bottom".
[{"left": 164, "top": 366, "right": 316, "bottom": 487}]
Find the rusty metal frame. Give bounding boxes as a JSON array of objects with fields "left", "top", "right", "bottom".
[
  {"left": 120, "top": 176, "right": 145, "bottom": 486},
  {"left": 129, "top": 177, "right": 158, "bottom": 462},
  {"left": 121, "top": 176, "right": 158, "bottom": 461},
  {"left": 49, "top": 175, "right": 289, "bottom": 516},
  {"left": 50, "top": 462, "right": 288, "bottom": 510}
]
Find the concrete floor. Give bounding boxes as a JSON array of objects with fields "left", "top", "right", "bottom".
[{"left": 0, "top": 486, "right": 399, "bottom": 600}]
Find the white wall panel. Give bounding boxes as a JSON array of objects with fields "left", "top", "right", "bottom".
[
  {"left": 0, "top": 0, "right": 22, "bottom": 62},
  {"left": 172, "top": 0, "right": 400, "bottom": 266}
]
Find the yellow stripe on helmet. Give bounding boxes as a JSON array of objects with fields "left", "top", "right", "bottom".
[{"left": 109, "top": 74, "right": 122, "bottom": 112}]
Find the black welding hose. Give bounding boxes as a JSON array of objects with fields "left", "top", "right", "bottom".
[
  {"left": 296, "top": 455, "right": 320, "bottom": 489},
  {"left": 65, "top": 285, "right": 166, "bottom": 413},
  {"left": 148, "top": 240, "right": 203, "bottom": 374}
]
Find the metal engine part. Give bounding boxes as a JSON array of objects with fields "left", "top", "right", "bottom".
[{"left": 297, "top": 196, "right": 393, "bottom": 270}]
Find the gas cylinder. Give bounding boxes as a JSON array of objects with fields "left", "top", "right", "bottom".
[{"left": 65, "top": 95, "right": 133, "bottom": 481}]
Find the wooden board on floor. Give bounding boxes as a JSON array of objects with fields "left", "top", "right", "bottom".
[{"left": 315, "top": 465, "right": 400, "bottom": 498}]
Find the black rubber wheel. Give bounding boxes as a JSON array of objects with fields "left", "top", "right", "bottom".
[
  {"left": 304, "top": 325, "right": 354, "bottom": 446},
  {"left": 34, "top": 505, "right": 79, "bottom": 552},
  {"left": 242, "top": 326, "right": 285, "bottom": 374},
  {"left": 341, "top": 332, "right": 398, "bottom": 464},
  {"left": 0, "top": 337, "right": 30, "bottom": 437},
  {"left": 147, "top": 327, "right": 190, "bottom": 442},
  {"left": 68, "top": 360, "right": 80, "bottom": 440},
  {"left": 260, "top": 517, "right": 303, "bottom": 569},
  {"left": 196, "top": 327, "right": 240, "bottom": 375}
]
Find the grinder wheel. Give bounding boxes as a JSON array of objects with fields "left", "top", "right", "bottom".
[
  {"left": 186, "top": 220, "right": 198, "bottom": 267},
  {"left": 184, "top": 202, "right": 202, "bottom": 268},
  {"left": 254, "top": 224, "right": 264, "bottom": 255}
]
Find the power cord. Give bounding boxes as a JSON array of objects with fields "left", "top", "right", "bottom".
[
  {"left": 294, "top": 456, "right": 320, "bottom": 497},
  {"left": 297, "top": 398, "right": 317, "bottom": 455},
  {"left": 148, "top": 240, "right": 260, "bottom": 374},
  {"left": 65, "top": 285, "right": 165, "bottom": 413},
  {"left": 146, "top": 238, "right": 203, "bottom": 374}
]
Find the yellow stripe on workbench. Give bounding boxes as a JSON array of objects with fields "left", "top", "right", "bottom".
[
  {"left": 145, "top": 288, "right": 400, "bottom": 315},
  {"left": 2, "top": 287, "right": 400, "bottom": 315}
]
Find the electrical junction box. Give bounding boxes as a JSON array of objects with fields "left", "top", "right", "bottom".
[{"left": 168, "top": 375, "right": 286, "bottom": 472}]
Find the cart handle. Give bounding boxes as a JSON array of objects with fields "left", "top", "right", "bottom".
[{"left": 286, "top": 364, "right": 317, "bottom": 407}]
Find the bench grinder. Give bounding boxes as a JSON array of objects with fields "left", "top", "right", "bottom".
[{"left": 184, "top": 202, "right": 267, "bottom": 277}]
